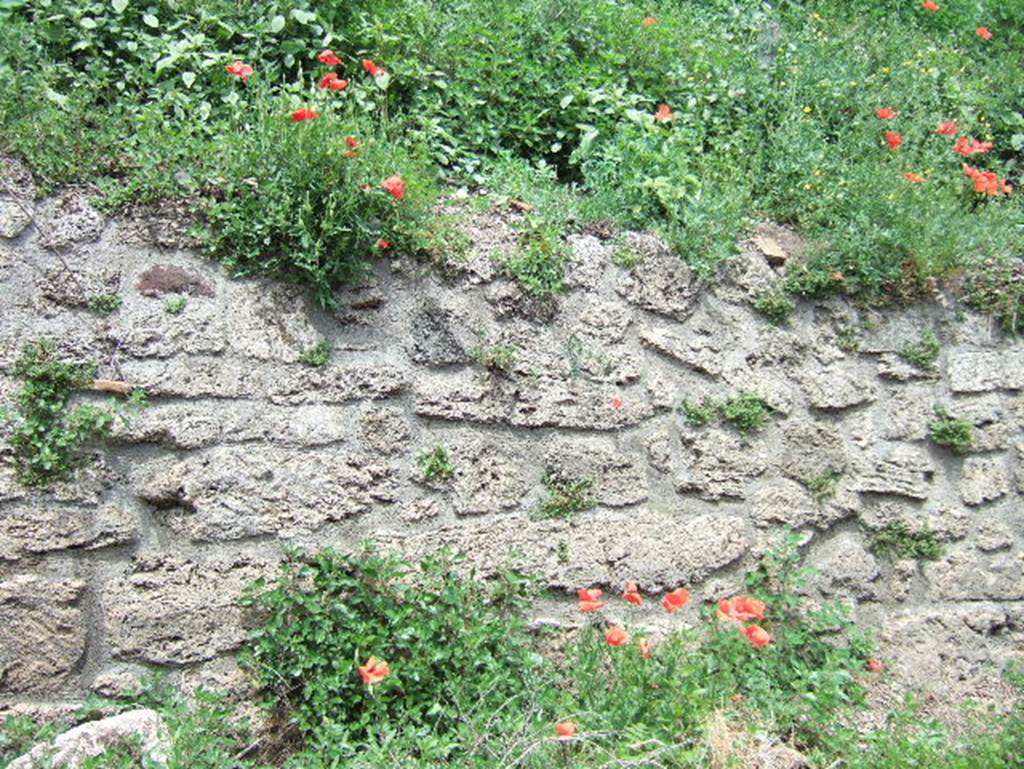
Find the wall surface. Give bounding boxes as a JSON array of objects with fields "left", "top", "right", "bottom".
[{"left": 1, "top": 159, "right": 1022, "bottom": 717}]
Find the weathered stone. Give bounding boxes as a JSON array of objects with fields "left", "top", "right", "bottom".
[
  {"left": 959, "top": 457, "right": 1010, "bottom": 507},
  {"left": 448, "top": 439, "right": 527, "bottom": 516},
  {"left": 926, "top": 548, "right": 1024, "bottom": 601},
  {"left": 947, "top": 349, "right": 1024, "bottom": 393},
  {"left": 136, "top": 446, "right": 396, "bottom": 541},
  {"left": 640, "top": 323, "right": 727, "bottom": 377},
  {"left": 616, "top": 232, "right": 697, "bottom": 321},
  {"left": 801, "top": 364, "right": 878, "bottom": 410},
  {"left": 136, "top": 265, "right": 214, "bottom": 297},
  {"left": 809, "top": 533, "right": 879, "bottom": 599},
  {"left": 877, "top": 353, "right": 939, "bottom": 382},
  {"left": 102, "top": 555, "right": 271, "bottom": 665},
  {"left": 877, "top": 386, "right": 936, "bottom": 441},
  {"left": 750, "top": 478, "right": 848, "bottom": 529},
  {"left": 360, "top": 406, "right": 411, "bottom": 455},
  {"left": 0, "top": 504, "right": 135, "bottom": 560},
  {"left": 36, "top": 191, "right": 104, "bottom": 249},
  {"left": 7, "top": 709, "right": 170, "bottom": 769},
  {"left": 0, "top": 577, "right": 86, "bottom": 694},
  {"left": 851, "top": 444, "right": 934, "bottom": 499},
  {"left": 0, "top": 199, "right": 31, "bottom": 239},
  {"left": 542, "top": 438, "right": 648, "bottom": 507},
  {"left": 777, "top": 420, "right": 850, "bottom": 480},
  {"left": 676, "top": 428, "right": 769, "bottom": 500},
  {"left": 564, "top": 234, "right": 611, "bottom": 291},
  {"left": 976, "top": 521, "right": 1014, "bottom": 553},
  {"left": 408, "top": 300, "right": 468, "bottom": 365}
]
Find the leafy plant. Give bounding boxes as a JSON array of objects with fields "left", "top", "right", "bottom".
[
  {"left": 720, "top": 391, "right": 774, "bottom": 435},
  {"left": 500, "top": 221, "right": 567, "bottom": 299},
  {"left": 88, "top": 293, "right": 123, "bottom": 315},
  {"left": 803, "top": 468, "right": 841, "bottom": 503},
  {"left": 1, "top": 339, "right": 145, "bottom": 487},
  {"left": 416, "top": 443, "right": 455, "bottom": 481},
  {"left": 163, "top": 296, "right": 188, "bottom": 315},
  {"left": 531, "top": 472, "right": 595, "bottom": 520},
  {"left": 680, "top": 397, "right": 718, "bottom": 427},
  {"left": 899, "top": 329, "right": 941, "bottom": 372},
  {"left": 754, "top": 288, "right": 796, "bottom": 325},
  {"left": 299, "top": 340, "right": 331, "bottom": 367},
  {"left": 471, "top": 343, "right": 517, "bottom": 372},
  {"left": 929, "top": 407, "right": 974, "bottom": 455},
  {"left": 871, "top": 522, "right": 945, "bottom": 561}
]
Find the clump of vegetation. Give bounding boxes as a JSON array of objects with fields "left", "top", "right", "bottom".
[
  {"left": 680, "top": 397, "right": 718, "bottom": 427},
  {"left": 416, "top": 443, "right": 455, "bottom": 482},
  {"left": 871, "top": 522, "right": 945, "bottom": 561},
  {"left": 88, "top": 293, "right": 123, "bottom": 315},
  {"left": 899, "top": 329, "right": 941, "bottom": 371},
  {"left": 0, "top": 339, "right": 145, "bottom": 487},
  {"left": 754, "top": 288, "right": 796, "bottom": 326},
  {"left": 720, "top": 391, "right": 774, "bottom": 436},
  {"left": 610, "top": 238, "right": 641, "bottom": 270},
  {"left": 962, "top": 258, "right": 1024, "bottom": 335},
  {"left": 299, "top": 340, "right": 331, "bottom": 368},
  {"left": 803, "top": 468, "right": 841, "bottom": 503},
  {"left": 472, "top": 343, "right": 517, "bottom": 372},
  {"left": 836, "top": 325, "right": 863, "bottom": 353},
  {"left": 532, "top": 472, "right": 595, "bottom": 520},
  {"left": 929, "top": 406, "right": 975, "bottom": 455},
  {"left": 500, "top": 222, "right": 568, "bottom": 299},
  {"left": 163, "top": 296, "right": 188, "bottom": 315}
]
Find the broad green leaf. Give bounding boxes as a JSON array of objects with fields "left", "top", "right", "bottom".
[
  {"left": 79, "top": 16, "right": 97, "bottom": 28},
  {"left": 142, "top": 13, "right": 158, "bottom": 27},
  {"left": 111, "top": 0, "right": 128, "bottom": 12},
  {"left": 269, "top": 14, "right": 285, "bottom": 33},
  {"left": 181, "top": 71, "right": 196, "bottom": 88}
]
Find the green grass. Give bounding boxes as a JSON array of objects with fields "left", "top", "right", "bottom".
[
  {"left": 299, "top": 340, "right": 331, "bottom": 367},
  {"left": 900, "top": 329, "right": 942, "bottom": 371},
  {"left": 416, "top": 443, "right": 455, "bottom": 481},
  {"left": 929, "top": 407, "right": 975, "bottom": 454},
  {"left": 871, "top": 522, "right": 945, "bottom": 561}
]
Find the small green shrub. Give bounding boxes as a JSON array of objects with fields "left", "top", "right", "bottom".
[
  {"left": 471, "top": 343, "right": 517, "bottom": 372},
  {"left": 754, "top": 289, "right": 796, "bottom": 326},
  {"left": 532, "top": 473, "right": 595, "bottom": 520},
  {"left": 871, "top": 522, "right": 944, "bottom": 561},
  {"left": 680, "top": 397, "right": 718, "bottom": 427},
  {"left": 88, "top": 293, "right": 123, "bottom": 315},
  {"left": 1, "top": 340, "right": 145, "bottom": 487},
  {"left": 241, "top": 546, "right": 541, "bottom": 753},
  {"left": 899, "top": 329, "right": 941, "bottom": 372},
  {"left": 720, "top": 392, "right": 774, "bottom": 436},
  {"left": 500, "top": 222, "right": 567, "bottom": 299},
  {"left": 163, "top": 296, "right": 188, "bottom": 315},
  {"left": 803, "top": 468, "right": 841, "bottom": 503},
  {"left": 929, "top": 407, "right": 974, "bottom": 455},
  {"left": 962, "top": 258, "right": 1024, "bottom": 335},
  {"left": 299, "top": 340, "right": 331, "bottom": 367},
  {"left": 417, "top": 443, "right": 455, "bottom": 481}
]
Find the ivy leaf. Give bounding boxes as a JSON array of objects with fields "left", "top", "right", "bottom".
[
  {"left": 269, "top": 14, "right": 285, "bottom": 33},
  {"left": 290, "top": 8, "right": 316, "bottom": 24},
  {"left": 79, "top": 16, "right": 97, "bottom": 28},
  {"left": 181, "top": 71, "right": 196, "bottom": 88},
  {"left": 111, "top": 0, "right": 128, "bottom": 12},
  {"left": 142, "top": 13, "right": 159, "bottom": 28}
]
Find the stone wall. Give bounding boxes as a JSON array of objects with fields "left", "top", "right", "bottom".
[{"left": 1, "top": 164, "right": 1022, "bottom": 715}]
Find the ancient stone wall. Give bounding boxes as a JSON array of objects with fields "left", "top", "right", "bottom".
[{"left": 1, "top": 168, "right": 1022, "bottom": 715}]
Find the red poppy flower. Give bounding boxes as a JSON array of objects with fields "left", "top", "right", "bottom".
[
  {"left": 382, "top": 175, "right": 407, "bottom": 200},
  {"left": 954, "top": 136, "right": 994, "bottom": 156},
  {"left": 611, "top": 397, "right": 624, "bottom": 410},
  {"left": 225, "top": 61, "right": 254, "bottom": 80},
  {"left": 319, "top": 72, "right": 349, "bottom": 91},
  {"left": 885, "top": 131, "right": 903, "bottom": 150},
  {"left": 578, "top": 588, "right": 603, "bottom": 602},
  {"left": 904, "top": 172, "right": 925, "bottom": 184},
  {"left": 866, "top": 659, "right": 885, "bottom": 672},
  {"left": 641, "top": 16, "right": 657, "bottom": 26},
  {"left": 377, "top": 239, "right": 391, "bottom": 250},
  {"left": 963, "top": 164, "right": 1012, "bottom": 195},
  {"left": 654, "top": 103, "right": 674, "bottom": 123},
  {"left": 363, "top": 59, "right": 384, "bottom": 77},
  {"left": 579, "top": 598, "right": 606, "bottom": 613},
  {"left": 319, "top": 49, "right": 343, "bottom": 66},
  {"left": 346, "top": 136, "right": 359, "bottom": 149},
  {"left": 639, "top": 638, "right": 653, "bottom": 660},
  {"left": 555, "top": 721, "right": 577, "bottom": 738},
  {"left": 661, "top": 587, "right": 689, "bottom": 613},
  {"left": 976, "top": 26, "right": 992, "bottom": 39},
  {"left": 606, "top": 625, "right": 631, "bottom": 646},
  {"left": 923, "top": 0, "right": 939, "bottom": 10},
  {"left": 718, "top": 596, "right": 766, "bottom": 622},
  {"left": 623, "top": 581, "right": 643, "bottom": 606},
  {"left": 876, "top": 108, "right": 897, "bottom": 120},
  {"left": 935, "top": 121, "right": 958, "bottom": 136},
  {"left": 743, "top": 625, "right": 772, "bottom": 648},
  {"left": 291, "top": 108, "right": 320, "bottom": 122},
  {"left": 358, "top": 656, "right": 390, "bottom": 684}
]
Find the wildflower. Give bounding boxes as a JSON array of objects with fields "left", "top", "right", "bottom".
[
  {"left": 358, "top": 656, "right": 389, "bottom": 684},
  {"left": 382, "top": 175, "right": 407, "bottom": 200},
  {"left": 661, "top": 587, "right": 689, "bottom": 613},
  {"left": 935, "top": 121, "right": 958, "bottom": 136},
  {"left": 976, "top": 26, "right": 992, "bottom": 40},
  {"left": 623, "top": 581, "right": 643, "bottom": 606},
  {"left": 641, "top": 16, "right": 657, "bottom": 26},
  {"left": 639, "top": 638, "right": 653, "bottom": 660},
  {"left": 876, "top": 107, "right": 897, "bottom": 119},
  {"left": 319, "top": 72, "right": 349, "bottom": 91},
  {"left": 291, "top": 108, "right": 320, "bottom": 122},
  {"left": 556, "top": 721, "right": 577, "bottom": 738},
  {"left": 319, "top": 49, "right": 343, "bottom": 66},
  {"left": 866, "top": 659, "right": 885, "bottom": 672},
  {"left": 345, "top": 136, "right": 359, "bottom": 158},
  {"left": 904, "top": 172, "right": 925, "bottom": 183},
  {"left": 885, "top": 131, "right": 904, "bottom": 150},
  {"left": 718, "top": 597, "right": 766, "bottom": 622},
  {"left": 579, "top": 588, "right": 604, "bottom": 602},
  {"left": 606, "top": 625, "right": 631, "bottom": 646},
  {"left": 225, "top": 61, "right": 253, "bottom": 80},
  {"left": 611, "top": 397, "right": 624, "bottom": 410},
  {"left": 923, "top": 0, "right": 939, "bottom": 10},
  {"left": 363, "top": 59, "right": 384, "bottom": 77},
  {"left": 954, "top": 136, "right": 993, "bottom": 156},
  {"left": 743, "top": 625, "right": 772, "bottom": 648},
  {"left": 377, "top": 239, "right": 390, "bottom": 250},
  {"left": 578, "top": 587, "right": 606, "bottom": 613},
  {"left": 963, "top": 164, "right": 1012, "bottom": 195},
  {"left": 654, "top": 103, "right": 674, "bottom": 123}
]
